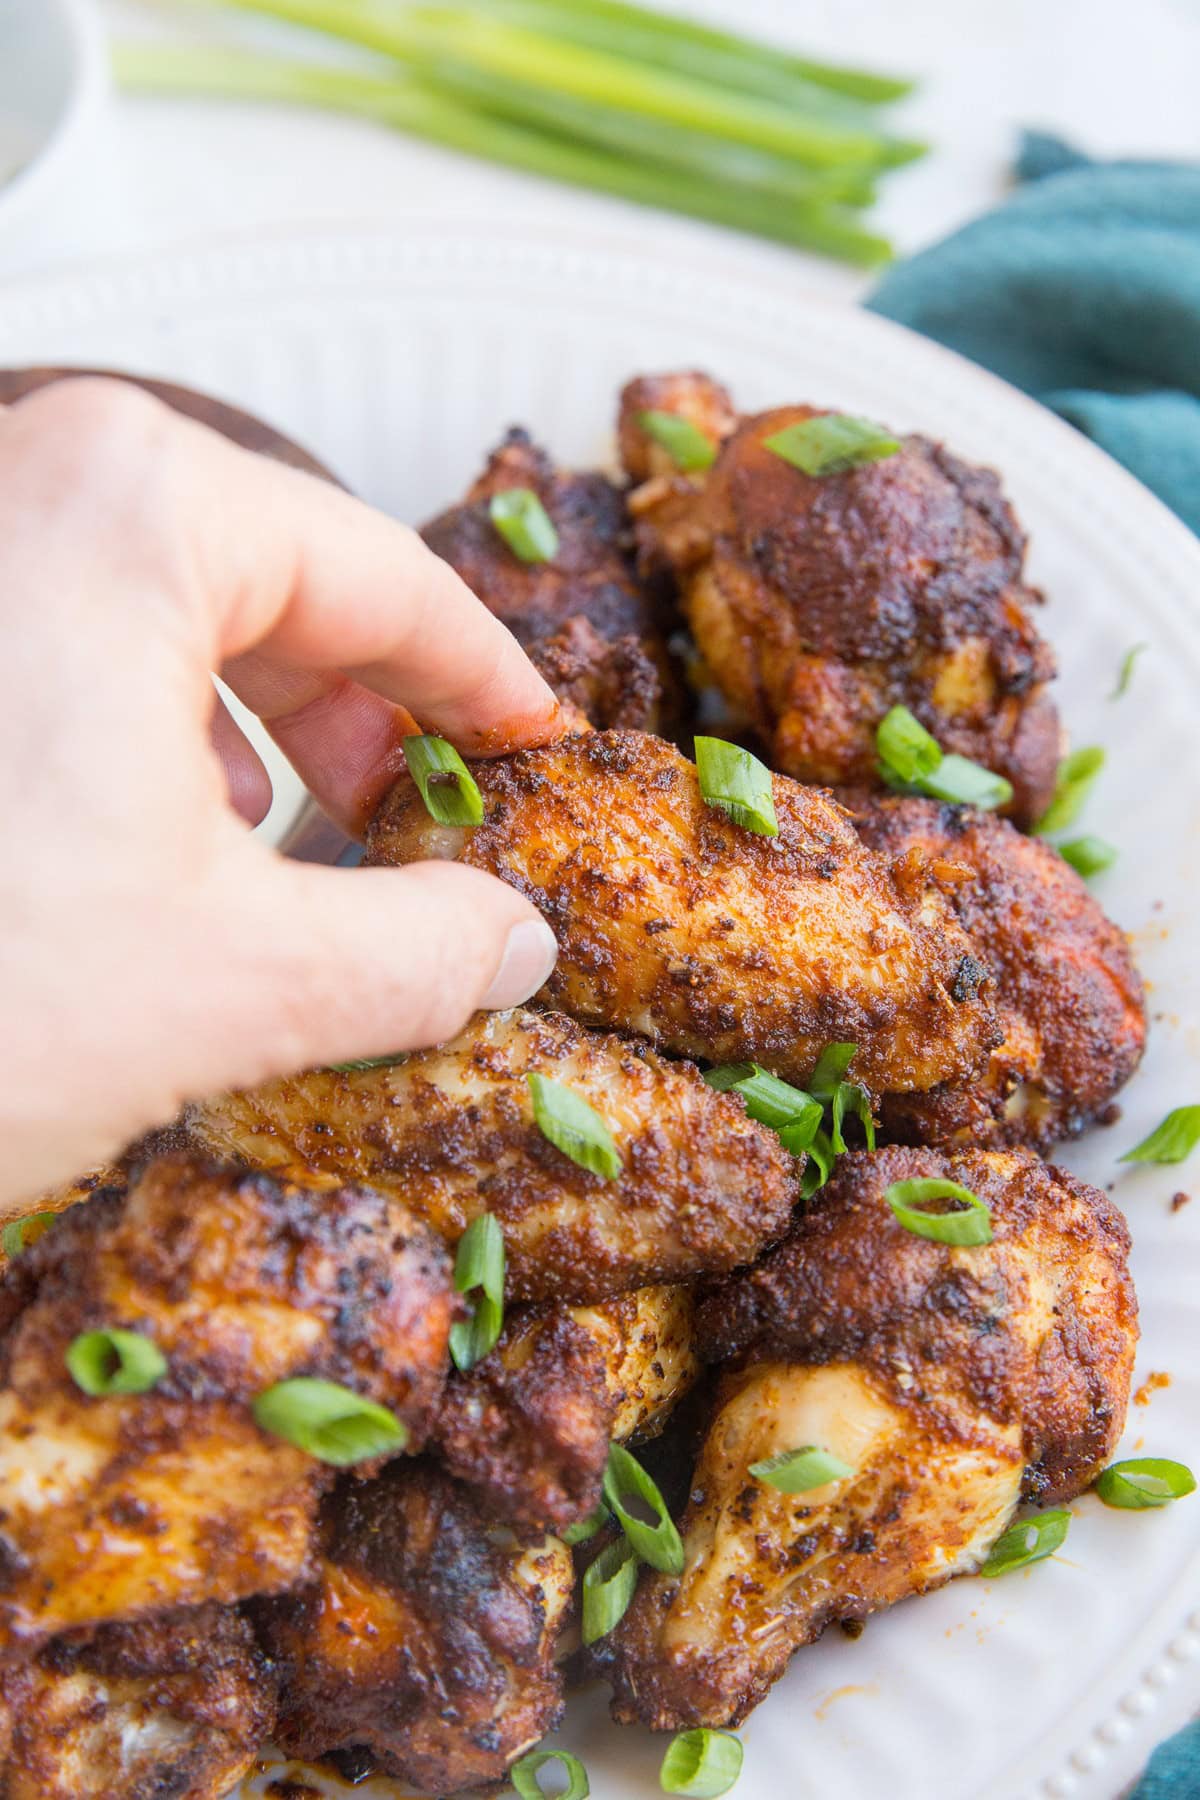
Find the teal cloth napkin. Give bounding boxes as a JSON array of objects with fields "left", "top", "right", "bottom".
[
  {"left": 868, "top": 132, "right": 1200, "bottom": 534},
  {"left": 1132, "top": 1721, "right": 1200, "bottom": 1798}
]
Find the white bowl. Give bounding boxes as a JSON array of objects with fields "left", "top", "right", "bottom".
[{"left": 0, "top": 0, "right": 106, "bottom": 251}]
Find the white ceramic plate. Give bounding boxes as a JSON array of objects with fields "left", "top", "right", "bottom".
[{"left": 2, "top": 223, "right": 1198, "bottom": 1800}]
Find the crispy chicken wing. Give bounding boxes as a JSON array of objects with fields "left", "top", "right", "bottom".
[
  {"left": 610, "top": 1147, "right": 1136, "bottom": 1729},
  {"left": 619, "top": 377, "right": 1060, "bottom": 825},
  {"left": 366, "top": 730, "right": 999, "bottom": 1100},
  {"left": 0, "top": 1155, "right": 453, "bottom": 1650},
  {"left": 527, "top": 614, "right": 665, "bottom": 733},
  {"left": 181, "top": 1007, "right": 795, "bottom": 1305},
  {"left": 0, "top": 1605, "right": 273, "bottom": 1800},
  {"left": 435, "top": 1283, "right": 700, "bottom": 1531},
  {"left": 850, "top": 792, "right": 1146, "bottom": 1148},
  {"left": 256, "top": 1461, "right": 572, "bottom": 1794}
]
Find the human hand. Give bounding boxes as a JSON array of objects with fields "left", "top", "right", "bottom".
[{"left": 0, "top": 378, "right": 566, "bottom": 1209}]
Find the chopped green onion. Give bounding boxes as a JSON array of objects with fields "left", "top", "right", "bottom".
[
  {"left": 1111, "top": 642, "right": 1147, "bottom": 700},
  {"left": 638, "top": 408, "right": 717, "bottom": 472},
  {"left": 703, "top": 1063, "right": 820, "bottom": 1134},
  {"left": 1120, "top": 1106, "right": 1200, "bottom": 1166},
  {"left": 798, "top": 1126, "right": 835, "bottom": 1197},
  {"left": 403, "top": 734, "right": 484, "bottom": 828},
  {"left": 328, "top": 1052, "right": 406, "bottom": 1074},
  {"left": 2, "top": 1211, "right": 57, "bottom": 1258},
  {"left": 510, "top": 1748, "right": 590, "bottom": 1800},
  {"left": 830, "top": 1080, "right": 876, "bottom": 1153},
  {"left": 660, "top": 1728, "right": 744, "bottom": 1798},
  {"left": 763, "top": 413, "right": 900, "bottom": 477},
  {"left": 1056, "top": 835, "right": 1117, "bottom": 879},
  {"left": 561, "top": 1502, "right": 610, "bottom": 1546},
  {"left": 66, "top": 1329, "right": 167, "bottom": 1397},
  {"left": 252, "top": 1377, "right": 408, "bottom": 1465},
  {"left": 449, "top": 1213, "right": 506, "bottom": 1372},
  {"left": 885, "top": 1177, "right": 994, "bottom": 1246},
  {"left": 1094, "top": 1457, "right": 1196, "bottom": 1510},
  {"left": 528, "top": 1074, "right": 622, "bottom": 1180},
  {"left": 980, "top": 1508, "right": 1070, "bottom": 1577},
  {"left": 876, "top": 705, "right": 1012, "bottom": 810},
  {"left": 749, "top": 1446, "right": 854, "bottom": 1492},
  {"left": 581, "top": 1536, "right": 640, "bottom": 1643},
  {"left": 807, "top": 1042, "right": 857, "bottom": 1097},
  {"left": 694, "top": 736, "right": 779, "bottom": 836},
  {"left": 489, "top": 486, "right": 560, "bottom": 562},
  {"left": 603, "top": 1442, "right": 684, "bottom": 1575},
  {"left": 1034, "top": 746, "right": 1105, "bottom": 836}
]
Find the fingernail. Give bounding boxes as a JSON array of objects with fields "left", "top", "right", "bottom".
[{"left": 481, "top": 918, "right": 558, "bottom": 1011}]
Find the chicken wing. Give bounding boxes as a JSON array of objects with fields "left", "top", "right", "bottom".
[
  {"left": 366, "top": 730, "right": 999, "bottom": 1100},
  {"left": 181, "top": 1007, "right": 796, "bottom": 1305},
  {"left": 618, "top": 376, "right": 1060, "bottom": 826},
  {"left": 435, "top": 1283, "right": 700, "bottom": 1531},
  {"left": 0, "top": 1604, "right": 273, "bottom": 1800},
  {"left": 0, "top": 1154, "right": 454, "bottom": 1650},
  {"left": 850, "top": 792, "right": 1146, "bottom": 1147},
  {"left": 256, "top": 1461, "right": 572, "bottom": 1794},
  {"left": 610, "top": 1146, "right": 1136, "bottom": 1729}
]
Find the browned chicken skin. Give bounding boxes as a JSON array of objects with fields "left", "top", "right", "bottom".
[
  {"left": 850, "top": 792, "right": 1146, "bottom": 1148},
  {"left": 256, "top": 1460, "right": 572, "bottom": 1792},
  {"left": 0, "top": 1605, "right": 273, "bottom": 1800},
  {"left": 182, "top": 1007, "right": 796, "bottom": 1305},
  {"left": 610, "top": 1147, "right": 1136, "bottom": 1730},
  {"left": 366, "top": 730, "right": 999, "bottom": 1100},
  {"left": 0, "top": 1155, "right": 454, "bottom": 1650},
  {"left": 619, "top": 375, "right": 1060, "bottom": 826}
]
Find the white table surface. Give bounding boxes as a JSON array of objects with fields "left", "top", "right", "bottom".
[{"left": 5, "top": 0, "right": 1199, "bottom": 297}]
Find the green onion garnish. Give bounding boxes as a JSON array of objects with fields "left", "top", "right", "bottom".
[
  {"left": 510, "top": 1747, "right": 590, "bottom": 1800},
  {"left": 703, "top": 1063, "right": 822, "bottom": 1135},
  {"left": 449, "top": 1213, "right": 506, "bottom": 1372},
  {"left": 402, "top": 734, "right": 484, "bottom": 828},
  {"left": 561, "top": 1502, "right": 610, "bottom": 1546},
  {"left": 660, "top": 1728, "right": 745, "bottom": 1798},
  {"left": 885, "top": 1177, "right": 994, "bottom": 1246},
  {"left": 799, "top": 1126, "right": 835, "bottom": 1198},
  {"left": 749, "top": 1446, "right": 854, "bottom": 1492},
  {"left": 807, "top": 1042, "right": 857, "bottom": 1096},
  {"left": 528, "top": 1073, "right": 622, "bottom": 1180},
  {"left": 1057, "top": 836, "right": 1117, "bottom": 879},
  {"left": 489, "top": 487, "right": 560, "bottom": 562},
  {"left": 1, "top": 1211, "right": 57, "bottom": 1258},
  {"left": 703, "top": 1053, "right": 870, "bottom": 1185},
  {"left": 694, "top": 736, "right": 779, "bottom": 837},
  {"left": 763, "top": 412, "right": 900, "bottom": 477},
  {"left": 1120, "top": 1106, "right": 1200, "bottom": 1166},
  {"left": 829, "top": 1080, "right": 876, "bottom": 1154},
  {"left": 66, "top": 1329, "right": 167, "bottom": 1397},
  {"left": 581, "top": 1536, "right": 640, "bottom": 1644},
  {"left": 1111, "top": 643, "right": 1147, "bottom": 700},
  {"left": 1094, "top": 1457, "right": 1196, "bottom": 1510},
  {"left": 875, "top": 705, "right": 1012, "bottom": 810},
  {"left": 603, "top": 1442, "right": 685, "bottom": 1575},
  {"left": 1034, "top": 746, "right": 1105, "bottom": 837},
  {"left": 638, "top": 408, "right": 717, "bottom": 472},
  {"left": 979, "top": 1508, "right": 1070, "bottom": 1577},
  {"left": 252, "top": 1377, "right": 408, "bottom": 1465}
]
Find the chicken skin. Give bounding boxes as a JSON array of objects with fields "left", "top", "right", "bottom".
[
  {"left": 0, "top": 1605, "right": 273, "bottom": 1800},
  {"left": 422, "top": 426, "right": 673, "bottom": 731},
  {"left": 610, "top": 1147, "right": 1136, "bottom": 1730},
  {"left": 181, "top": 1007, "right": 796, "bottom": 1305},
  {"left": 366, "top": 730, "right": 999, "bottom": 1101},
  {"left": 850, "top": 793, "right": 1146, "bottom": 1148},
  {"left": 618, "top": 374, "right": 1059, "bottom": 826},
  {"left": 435, "top": 1283, "right": 700, "bottom": 1532},
  {"left": 256, "top": 1461, "right": 572, "bottom": 1794},
  {"left": 0, "top": 1155, "right": 454, "bottom": 1650}
]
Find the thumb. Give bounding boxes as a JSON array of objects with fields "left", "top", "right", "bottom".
[{"left": 192, "top": 856, "right": 559, "bottom": 1096}]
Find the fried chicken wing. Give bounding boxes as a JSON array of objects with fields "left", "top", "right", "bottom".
[
  {"left": 422, "top": 427, "right": 673, "bottom": 731},
  {"left": 182, "top": 1007, "right": 795, "bottom": 1305},
  {"left": 527, "top": 615, "right": 664, "bottom": 733},
  {"left": 850, "top": 792, "right": 1146, "bottom": 1148},
  {"left": 0, "top": 1155, "right": 454, "bottom": 1650},
  {"left": 256, "top": 1461, "right": 572, "bottom": 1794},
  {"left": 0, "top": 1605, "right": 273, "bottom": 1800},
  {"left": 435, "top": 1283, "right": 700, "bottom": 1531},
  {"left": 619, "top": 377, "right": 1059, "bottom": 825},
  {"left": 366, "top": 730, "right": 998, "bottom": 1100},
  {"left": 610, "top": 1146, "right": 1136, "bottom": 1729}
]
